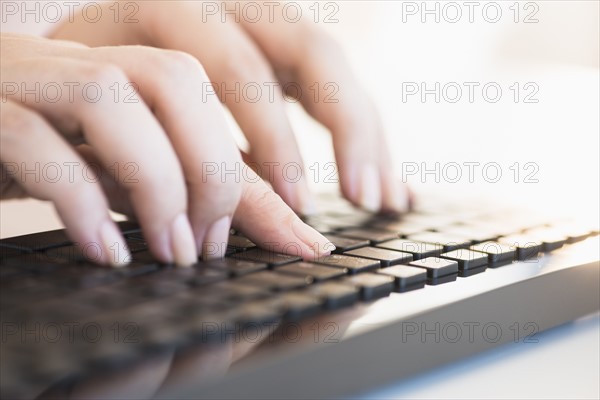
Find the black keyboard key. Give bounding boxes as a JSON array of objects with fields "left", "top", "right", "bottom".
[
  {"left": 44, "top": 245, "right": 88, "bottom": 263},
  {"left": 523, "top": 228, "right": 567, "bottom": 252},
  {"left": 458, "top": 264, "right": 487, "bottom": 277},
  {"left": 204, "top": 258, "right": 267, "bottom": 277},
  {"left": 56, "top": 265, "right": 122, "bottom": 289},
  {"left": 227, "top": 235, "right": 256, "bottom": 251},
  {"left": 0, "top": 264, "right": 29, "bottom": 279},
  {"left": 118, "top": 261, "right": 161, "bottom": 278},
  {"left": 311, "top": 254, "right": 379, "bottom": 274},
  {"left": 408, "top": 232, "right": 472, "bottom": 251},
  {"left": 279, "top": 292, "right": 322, "bottom": 320},
  {"left": 323, "top": 234, "right": 369, "bottom": 253},
  {"left": 3, "top": 252, "right": 69, "bottom": 274},
  {"left": 234, "top": 298, "right": 285, "bottom": 326},
  {"left": 125, "top": 238, "right": 148, "bottom": 253},
  {"left": 203, "top": 281, "right": 268, "bottom": 302},
  {"left": 1, "top": 280, "right": 67, "bottom": 310},
  {"left": 344, "top": 246, "right": 412, "bottom": 267},
  {"left": 235, "top": 271, "right": 312, "bottom": 292},
  {"left": 336, "top": 228, "right": 397, "bottom": 244},
  {"left": 231, "top": 248, "right": 301, "bottom": 267},
  {"left": 185, "top": 266, "right": 229, "bottom": 287},
  {"left": 427, "top": 273, "right": 458, "bottom": 285},
  {"left": 127, "top": 279, "right": 190, "bottom": 299},
  {"left": 470, "top": 241, "right": 516, "bottom": 267},
  {"left": 341, "top": 273, "right": 395, "bottom": 300},
  {"left": 498, "top": 235, "right": 542, "bottom": 260},
  {"left": 376, "top": 239, "right": 443, "bottom": 260},
  {"left": 169, "top": 290, "right": 234, "bottom": 311},
  {"left": 46, "top": 243, "right": 132, "bottom": 265},
  {"left": 439, "top": 250, "right": 488, "bottom": 272},
  {"left": 0, "top": 244, "right": 31, "bottom": 260},
  {"left": 130, "top": 250, "right": 161, "bottom": 265},
  {"left": 304, "top": 281, "right": 359, "bottom": 310},
  {"left": 67, "top": 287, "right": 143, "bottom": 311},
  {"left": 145, "top": 265, "right": 227, "bottom": 288},
  {"left": 377, "top": 265, "right": 427, "bottom": 292},
  {"left": 408, "top": 257, "right": 459, "bottom": 278},
  {"left": 276, "top": 262, "right": 347, "bottom": 281},
  {"left": 1, "top": 229, "right": 71, "bottom": 251},
  {"left": 117, "top": 220, "right": 142, "bottom": 235}
]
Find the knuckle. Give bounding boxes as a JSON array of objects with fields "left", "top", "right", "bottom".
[
  {"left": 150, "top": 49, "right": 206, "bottom": 81},
  {"left": 302, "top": 27, "right": 342, "bottom": 59},
  {"left": 241, "top": 181, "right": 282, "bottom": 213},
  {"left": 219, "top": 46, "right": 270, "bottom": 83},
  {"left": 197, "top": 177, "right": 242, "bottom": 211},
  {"left": 76, "top": 62, "right": 127, "bottom": 87},
  {"left": 0, "top": 102, "right": 46, "bottom": 139},
  {"left": 72, "top": 63, "right": 129, "bottom": 109}
]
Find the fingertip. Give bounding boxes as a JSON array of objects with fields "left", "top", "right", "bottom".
[
  {"left": 99, "top": 219, "right": 131, "bottom": 267},
  {"left": 170, "top": 213, "right": 198, "bottom": 267},
  {"left": 202, "top": 215, "right": 231, "bottom": 261},
  {"left": 291, "top": 218, "right": 335, "bottom": 259}
]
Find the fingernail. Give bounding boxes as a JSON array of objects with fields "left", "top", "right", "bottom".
[
  {"left": 359, "top": 164, "right": 381, "bottom": 212},
  {"left": 203, "top": 216, "right": 231, "bottom": 260},
  {"left": 292, "top": 218, "right": 335, "bottom": 257},
  {"left": 170, "top": 213, "right": 198, "bottom": 267},
  {"left": 99, "top": 220, "right": 130, "bottom": 268}
]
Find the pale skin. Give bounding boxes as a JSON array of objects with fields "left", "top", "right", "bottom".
[{"left": 0, "top": 1, "right": 409, "bottom": 268}]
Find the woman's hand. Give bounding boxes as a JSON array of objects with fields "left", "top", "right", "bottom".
[
  {"left": 0, "top": 33, "right": 332, "bottom": 266},
  {"left": 52, "top": 0, "right": 410, "bottom": 215}
]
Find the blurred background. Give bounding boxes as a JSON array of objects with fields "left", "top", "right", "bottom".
[{"left": 2, "top": 0, "right": 599, "bottom": 235}]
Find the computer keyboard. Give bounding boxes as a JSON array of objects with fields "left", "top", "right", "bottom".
[{"left": 1, "top": 195, "right": 598, "bottom": 399}]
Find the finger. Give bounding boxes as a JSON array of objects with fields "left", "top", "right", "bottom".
[
  {"left": 80, "top": 46, "right": 243, "bottom": 259},
  {"left": 153, "top": 341, "right": 232, "bottom": 398},
  {"left": 240, "top": 17, "right": 410, "bottom": 213},
  {"left": 66, "top": 352, "right": 173, "bottom": 400},
  {"left": 137, "top": 3, "right": 316, "bottom": 215},
  {"left": 0, "top": 99, "right": 130, "bottom": 266},
  {"left": 2, "top": 57, "right": 197, "bottom": 266},
  {"left": 75, "top": 144, "right": 135, "bottom": 218},
  {"left": 233, "top": 169, "right": 333, "bottom": 260}
]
